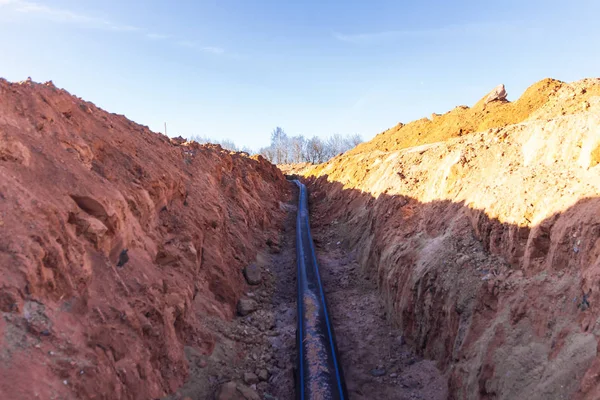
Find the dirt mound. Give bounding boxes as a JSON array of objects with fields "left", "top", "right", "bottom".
[
  {"left": 324, "top": 78, "right": 600, "bottom": 160},
  {"left": 300, "top": 78, "right": 600, "bottom": 399},
  {"left": 0, "top": 78, "right": 290, "bottom": 399}
]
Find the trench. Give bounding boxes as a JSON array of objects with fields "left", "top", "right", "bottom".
[{"left": 168, "top": 180, "right": 448, "bottom": 399}]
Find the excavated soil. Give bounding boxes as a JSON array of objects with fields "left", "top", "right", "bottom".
[
  {"left": 0, "top": 78, "right": 291, "bottom": 400},
  {"left": 159, "top": 178, "right": 451, "bottom": 400},
  {"left": 287, "top": 78, "right": 600, "bottom": 180},
  {"left": 164, "top": 191, "right": 299, "bottom": 400},
  {"left": 5, "top": 74, "right": 600, "bottom": 400},
  {"left": 309, "top": 194, "right": 448, "bottom": 400},
  {"left": 297, "top": 77, "right": 600, "bottom": 399},
  {"left": 351, "top": 78, "right": 600, "bottom": 154}
]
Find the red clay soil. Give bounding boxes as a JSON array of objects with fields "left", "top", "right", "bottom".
[{"left": 0, "top": 78, "right": 290, "bottom": 399}]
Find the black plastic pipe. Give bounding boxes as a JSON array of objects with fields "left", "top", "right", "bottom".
[{"left": 293, "top": 180, "right": 348, "bottom": 400}]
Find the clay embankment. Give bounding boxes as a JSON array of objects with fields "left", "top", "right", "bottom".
[
  {"left": 0, "top": 78, "right": 290, "bottom": 399},
  {"left": 301, "top": 79, "right": 600, "bottom": 399}
]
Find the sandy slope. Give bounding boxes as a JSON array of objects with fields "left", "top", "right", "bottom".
[{"left": 299, "top": 78, "right": 600, "bottom": 399}]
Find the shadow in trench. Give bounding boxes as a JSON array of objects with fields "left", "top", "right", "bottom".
[{"left": 301, "top": 174, "right": 600, "bottom": 400}]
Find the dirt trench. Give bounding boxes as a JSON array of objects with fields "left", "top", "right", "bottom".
[
  {"left": 309, "top": 189, "right": 448, "bottom": 400},
  {"left": 168, "top": 181, "right": 447, "bottom": 400}
]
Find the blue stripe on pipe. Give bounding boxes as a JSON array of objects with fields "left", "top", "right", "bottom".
[
  {"left": 306, "top": 215, "right": 345, "bottom": 399},
  {"left": 296, "top": 182, "right": 305, "bottom": 400},
  {"left": 293, "top": 180, "right": 347, "bottom": 399}
]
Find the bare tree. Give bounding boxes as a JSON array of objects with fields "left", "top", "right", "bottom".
[
  {"left": 189, "top": 129, "right": 363, "bottom": 165},
  {"left": 289, "top": 135, "right": 306, "bottom": 164},
  {"left": 219, "top": 139, "right": 239, "bottom": 152},
  {"left": 271, "top": 127, "right": 288, "bottom": 164},
  {"left": 306, "top": 136, "right": 326, "bottom": 163},
  {"left": 326, "top": 134, "right": 346, "bottom": 159},
  {"left": 189, "top": 135, "right": 239, "bottom": 151},
  {"left": 259, "top": 146, "right": 275, "bottom": 162},
  {"left": 347, "top": 134, "right": 363, "bottom": 148}
]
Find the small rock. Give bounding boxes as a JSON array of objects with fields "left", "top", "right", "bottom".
[
  {"left": 117, "top": 249, "right": 129, "bottom": 267},
  {"left": 257, "top": 369, "right": 269, "bottom": 381},
  {"left": 390, "top": 373, "right": 398, "bottom": 378},
  {"left": 170, "top": 136, "right": 186, "bottom": 146},
  {"left": 215, "top": 381, "right": 238, "bottom": 400},
  {"left": 243, "top": 372, "right": 259, "bottom": 385},
  {"left": 237, "top": 298, "right": 258, "bottom": 316},
  {"left": 244, "top": 264, "right": 262, "bottom": 285},
  {"left": 236, "top": 384, "right": 260, "bottom": 400},
  {"left": 215, "top": 382, "right": 259, "bottom": 400},
  {"left": 263, "top": 395, "right": 278, "bottom": 400},
  {"left": 269, "top": 246, "right": 281, "bottom": 254},
  {"left": 370, "top": 368, "right": 386, "bottom": 377},
  {"left": 457, "top": 255, "right": 471, "bottom": 266},
  {"left": 484, "top": 83, "right": 508, "bottom": 105}
]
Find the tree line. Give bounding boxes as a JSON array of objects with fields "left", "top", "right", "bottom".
[
  {"left": 189, "top": 127, "right": 362, "bottom": 165},
  {"left": 188, "top": 135, "right": 252, "bottom": 154},
  {"left": 259, "top": 127, "right": 362, "bottom": 164}
]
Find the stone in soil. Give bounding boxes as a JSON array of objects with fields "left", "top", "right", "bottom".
[
  {"left": 257, "top": 369, "right": 269, "bottom": 381},
  {"left": 243, "top": 372, "right": 259, "bottom": 385},
  {"left": 215, "top": 381, "right": 260, "bottom": 400},
  {"left": 237, "top": 298, "right": 258, "bottom": 316},
  {"left": 370, "top": 368, "right": 386, "bottom": 377},
  {"left": 244, "top": 264, "right": 262, "bottom": 285}
]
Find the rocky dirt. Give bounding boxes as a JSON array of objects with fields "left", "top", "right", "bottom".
[
  {"left": 0, "top": 78, "right": 290, "bottom": 399},
  {"left": 164, "top": 194, "right": 299, "bottom": 400},
  {"left": 299, "top": 78, "right": 600, "bottom": 399},
  {"left": 310, "top": 198, "right": 448, "bottom": 400}
]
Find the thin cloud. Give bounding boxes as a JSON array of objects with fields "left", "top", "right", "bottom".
[
  {"left": 7, "top": 0, "right": 140, "bottom": 32},
  {"left": 333, "top": 22, "right": 508, "bottom": 44},
  {"left": 146, "top": 33, "right": 170, "bottom": 40},
  {"left": 201, "top": 46, "right": 225, "bottom": 55},
  {"left": 177, "top": 40, "right": 225, "bottom": 55},
  {"left": 1, "top": 0, "right": 225, "bottom": 55},
  {"left": 333, "top": 30, "right": 410, "bottom": 44}
]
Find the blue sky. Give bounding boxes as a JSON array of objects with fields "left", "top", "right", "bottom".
[{"left": 1, "top": 0, "right": 600, "bottom": 150}]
